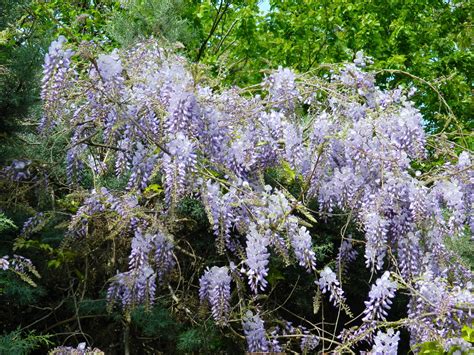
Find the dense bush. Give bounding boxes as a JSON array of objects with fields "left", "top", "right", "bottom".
[{"left": 1, "top": 36, "right": 471, "bottom": 353}]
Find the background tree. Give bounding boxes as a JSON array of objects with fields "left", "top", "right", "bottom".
[{"left": 188, "top": 0, "right": 472, "bottom": 143}]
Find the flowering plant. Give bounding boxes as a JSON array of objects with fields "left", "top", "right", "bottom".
[{"left": 34, "top": 37, "right": 473, "bottom": 353}]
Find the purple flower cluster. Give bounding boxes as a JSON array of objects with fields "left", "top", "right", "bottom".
[
  {"left": 289, "top": 224, "right": 316, "bottom": 272},
  {"left": 244, "top": 224, "right": 270, "bottom": 293},
  {"left": 316, "top": 266, "right": 346, "bottom": 308},
  {"left": 166, "top": 93, "right": 199, "bottom": 136},
  {"left": 40, "top": 36, "right": 74, "bottom": 132},
  {"left": 264, "top": 67, "right": 300, "bottom": 113},
  {"left": 370, "top": 328, "right": 400, "bottom": 354},
  {"left": 0, "top": 256, "right": 9, "bottom": 270},
  {"left": 362, "top": 271, "right": 397, "bottom": 322},
  {"left": 107, "top": 264, "right": 156, "bottom": 309},
  {"left": 68, "top": 190, "right": 106, "bottom": 238},
  {"left": 363, "top": 211, "right": 389, "bottom": 271},
  {"left": 153, "top": 232, "right": 175, "bottom": 283},
  {"left": 97, "top": 50, "right": 122, "bottom": 81},
  {"left": 397, "top": 232, "right": 422, "bottom": 279},
  {"left": 163, "top": 132, "right": 197, "bottom": 206},
  {"left": 8, "top": 255, "right": 39, "bottom": 280},
  {"left": 336, "top": 236, "right": 358, "bottom": 275},
  {"left": 107, "top": 228, "right": 175, "bottom": 309},
  {"left": 242, "top": 311, "right": 269, "bottom": 352},
  {"left": 444, "top": 337, "right": 473, "bottom": 353},
  {"left": 1, "top": 160, "right": 32, "bottom": 181},
  {"left": 204, "top": 180, "right": 236, "bottom": 253},
  {"left": 49, "top": 342, "right": 104, "bottom": 355},
  {"left": 126, "top": 143, "right": 158, "bottom": 191},
  {"left": 407, "top": 271, "right": 474, "bottom": 345},
  {"left": 108, "top": 229, "right": 157, "bottom": 308},
  {"left": 299, "top": 329, "right": 320, "bottom": 352},
  {"left": 20, "top": 212, "right": 45, "bottom": 237},
  {"left": 199, "top": 266, "right": 232, "bottom": 325}
]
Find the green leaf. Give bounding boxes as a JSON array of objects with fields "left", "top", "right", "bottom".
[
  {"left": 414, "top": 341, "right": 444, "bottom": 354},
  {"left": 461, "top": 324, "right": 474, "bottom": 342}
]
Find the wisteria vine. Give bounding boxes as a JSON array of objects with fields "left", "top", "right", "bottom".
[{"left": 34, "top": 37, "right": 474, "bottom": 353}]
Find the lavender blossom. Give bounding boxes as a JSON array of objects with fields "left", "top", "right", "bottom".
[
  {"left": 199, "top": 266, "right": 232, "bottom": 325},
  {"left": 40, "top": 36, "right": 74, "bottom": 132},
  {"left": 362, "top": 271, "right": 397, "bottom": 322},
  {"left": 68, "top": 190, "right": 106, "bottom": 238},
  {"left": 153, "top": 232, "right": 175, "bottom": 282},
  {"left": 243, "top": 311, "right": 269, "bottom": 352},
  {"left": 432, "top": 180, "right": 467, "bottom": 235},
  {"left": 407, "top": 271, "right": 473, "bottom": 345},
  {"left": 127, "top": 142, "right": 158, "bottom": 191},
  {"left": 9, "top": 255, "right": 36, "bottom": 274},
  {"left": 129, "top": 229, "right": 153, "bottom": 270},
  {"left": 107, "top": 264, "right": 156, "bottom": 309},
  {"left": 49, "top": 343, "right": 104, "bottom": 355},
  {"left": 282, "top": 123, "right": 305, "bottom": 170},
  {"left": 289, "top": 225, "right": 316, "bottom": 272},
  {"left": 20, "top": 212, "right": 45, "bottom": 237},
  {"left": 444, "top": 337, "right": 473, "bottom": 353},
  {"left": 0, "top": 256, "right": 9, "bottom": 270},
  {"left": 300, "top": 330, "right": 319, "bottom": 352},
  {"left": 268, "top": 327, "right": 283, "bottom": 352},
  {"left": 378, "top": 104, "right": 426, "bottom": 160},
  {"left": 226, "top": 132, "right": 258, "bottom": 177},
  {"left": 1, "top": 159, "right": 32, "bottom": 181},
  {"left": 163, "top": 132, "right": 197, "bottom": 206},
  {"left": 336, "top": 236, "right": 358, "bottom": 274},
  {"left": 244, "top": 224, "right": 270, "bottom": 293},
  {"left": 97, "top": 50, "right": 122, "bottom": 81},
  {"left": 166, "top": 93, "right": 200, "bottom": 136},
  {"left": 363, "top": 211, "right": 388, "bottom": 271},
  {"left": 370, "top": 328, "right": 400, "bottom": 354},
  {"left": 205, "top": 180, "right": 236, "bottom": 253},
  {"left": 108, "top": 228, "right": 159, "bottom": 309},
  {"left": 397, "top": 232, "right": 422, "bottom": 279},
  {"left": 264, "top": 67, "right": 300, "bottom": 112},
  {"left": 316, "top": 266, "right": 346, "bottom": 308}
]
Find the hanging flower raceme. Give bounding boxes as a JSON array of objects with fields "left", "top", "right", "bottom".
[
  {"left": 40, "top": 35, "right": 75, "bottom": 132},
  {"left": 199, "top": 266, "right": 232, "bottom": 325},
  {"left": 163, "top": 132, "right": 197, "bottom": 207},
  {"left": 264, "top": 67, "right": 300, "bottom": 113},
  {"left": 204, "top": 180, "right": 236, "bottom": 253},
  {"left": 362, "top": 271, "right": 397, "bottom": 322},
  {"left": 316, "top": 266, "right": 346, "bottom": 308},
  {"left": 242, "top": 311, "right": 269, "bottom": 353},
  {"left": 127, "top": 142, "right": 158, "bottom": 191},
  {"left": 370, "top": 328, "right": 400, "bottom": 354},
  {"left": 153, "top": 232, "right": 175, "bottom": 283},
  {"left": 336, "top": 236, "right": 358, "bottom": 275},
  {"left": 0, "top": 256, "right": 9, "bottom": 271},
  {"left": 107, "top": 229, "right": 175, "bottom": 310},
  {"left": 288, "top": 224, "right": 316, "bottom": 272},
  {"left": 97, "top": 50, "right": 123, "bottom": 82},
  {"left": 107, "top": 264, "right": 157, "bottom": 310},
  {"left": 244, "top": 224, "right": 270, "bottom": 294}
]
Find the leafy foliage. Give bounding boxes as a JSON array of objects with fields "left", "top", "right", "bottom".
[
  {"left": 106, "top": 0, "right": 199, "bottom": 48},
  {"left": 186, "top": 0, "right": 473, "bottom": 139},
  {"left": 0, "top": 329, "right": 52, "bottom": 354},
  {"left": 0, "top": 212, "right": 16, "bottom": 233}
]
